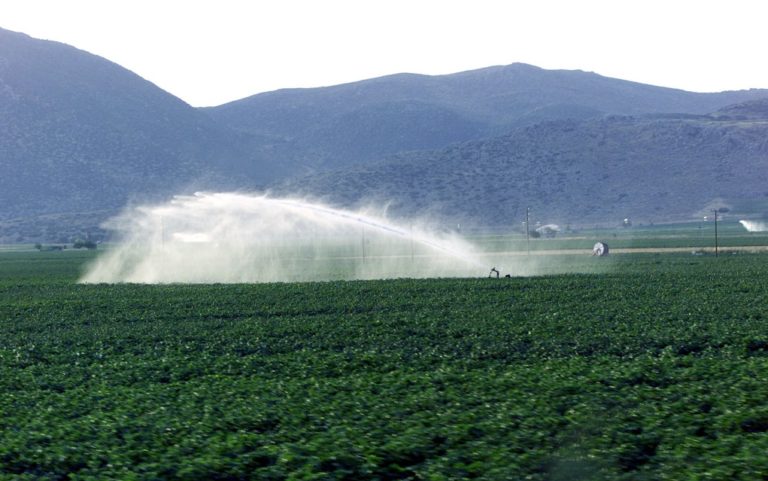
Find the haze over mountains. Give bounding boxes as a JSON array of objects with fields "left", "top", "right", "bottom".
[{"left": 1, "top": 27, "right": 767, "bottom": 241}]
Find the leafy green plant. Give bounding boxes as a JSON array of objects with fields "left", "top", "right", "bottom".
[{"left": 1, "top": 251, "right": 768, "bottom": 479}]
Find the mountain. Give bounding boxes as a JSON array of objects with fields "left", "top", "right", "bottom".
[
  {"left": 206, "top": 63, "right": 768, "bottom": 175},
  {"left": 0, "top": 27, "right": 267, "bottom": 240},
  {"left": 2, "top": 26, "right": 768, "bottom": 241},
  {"left": 273, "top": 109, "right": 768, "bottom": 228}
]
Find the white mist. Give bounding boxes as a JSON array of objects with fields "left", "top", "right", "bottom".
[
  {"left": 739, "top": 220, "right": 768, "bottom": 232},
  {"left": 80, "top": 192, "right": 486, "bottom": 283}
]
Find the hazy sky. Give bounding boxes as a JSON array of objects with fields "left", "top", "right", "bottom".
[{"left": 2, "top": 0, "right": 766, "bottom": 107}]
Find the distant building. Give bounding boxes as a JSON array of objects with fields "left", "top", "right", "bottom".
[{"left": 535, "top": 224, "right": 560, "bottom": 238}]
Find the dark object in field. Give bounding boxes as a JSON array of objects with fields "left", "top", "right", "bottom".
[
  {"left": 489, "top": 267, "right": 500, "bottom": 278},
  {"left": 35, "top": 244, "right": 65, "bottom": 251}
]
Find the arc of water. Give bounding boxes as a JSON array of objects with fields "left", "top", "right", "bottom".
[{"left": 273, "top": 198, "right": 485, "bottom": 268}]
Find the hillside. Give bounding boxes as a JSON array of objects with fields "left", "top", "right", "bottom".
[
  {"left": 274, "top": 110, "right": 768, "bottom": 229},
  {"left": 0, "top": 28, "right": 266, "bottom": 240},
  {"left": 712, "top": 97, "right": 768, "bottom": 120},
  {"left": 206, "top": 63, "right": 768, "bottom": 174},
  {"left": 2, "top": 26, "right": 768, "bottom": 241}
]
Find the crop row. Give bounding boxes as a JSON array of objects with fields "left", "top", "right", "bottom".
[{"left": 0, "top": 252, "right": 767, "bottom": 479}]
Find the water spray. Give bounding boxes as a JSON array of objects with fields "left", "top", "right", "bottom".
[
  {"left": 80, "top": 192, "right": 488, "bottom": 284},
  {"left": 739, "top": 220, "right": 768, "bottom": 232}
]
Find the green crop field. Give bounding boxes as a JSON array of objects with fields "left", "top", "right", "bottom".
[
  {"left": 2, "top": 245, "right": 768, "bottom": 480},
  {"left": 471, "top": 220, "right": 768, "bottom": 252}
]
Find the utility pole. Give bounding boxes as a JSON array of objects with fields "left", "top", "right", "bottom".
[
  {"left": 525, "top": 207, "right": 531, "bottom": 256},
  {"left": 361, "top": 226, "right": 366, "bottom": 262},
  {"left": 712, "top": 209, "right": 719, "bottom": 257}
]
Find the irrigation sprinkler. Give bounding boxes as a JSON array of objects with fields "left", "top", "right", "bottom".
[
  {"left": 592, "top": 242, "right": 609, "bottom": 257},
  {"left": 83, "top": 193, "right": 486, "bottom": 283}
]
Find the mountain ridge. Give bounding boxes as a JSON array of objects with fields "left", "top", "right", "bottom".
[
  {"left": 205, "top": 62, "right": 768, "bottom": 174},
  {"left": 2, "top": 26, "right": 768, "bottom": 241}
]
